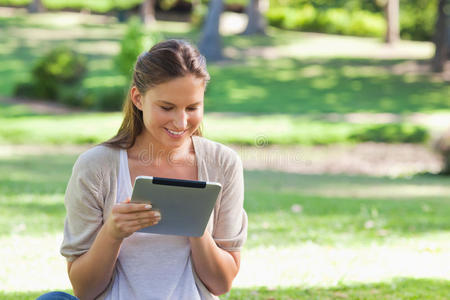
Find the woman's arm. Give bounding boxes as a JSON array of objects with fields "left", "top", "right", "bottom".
[
  {"left": 189, "top": 231, "right": 240, "bottom": 296},
  {"left": 67, "top": 200, "right": 161, "bottom": 300},
  {"left": 67, "top": 224, "right": 122, "bottom": 300},
  {"left": 189, "top": 146, "right": 247, "bottom": 295}
]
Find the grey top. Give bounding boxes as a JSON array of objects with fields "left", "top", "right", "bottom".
[
  {"left": 60, "top": 136, "right": 248, "bottom": 299},
  {"left": 103, "top": 148, "right": 201, "bottom": 300}
]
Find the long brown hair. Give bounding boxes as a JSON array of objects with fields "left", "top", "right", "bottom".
[{"left": 103, "top": 39, "right": 210, "bottom": 149}]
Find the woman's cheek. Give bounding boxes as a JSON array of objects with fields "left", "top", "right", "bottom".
[
  {"left": 190, "top": 112, "right": 203, "bottom": 129},
  {"left": 150, "top": 109, "right": 168, "bottom": 125}
]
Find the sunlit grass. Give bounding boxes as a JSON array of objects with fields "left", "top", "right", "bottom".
[
  {"left": 1, "top": 233, "right": 449, "bottom": 297},
  {"left": 236, "top": 237, "right": 450, "bottom": 288},
  {"left": 0, "top": 234, "right": 70, "bottom": 293},
  {"left": 0, "top": 106, "right": 431, "bottom": 145},
  {"left": 227, "top": 278, "right": 450, "bottom": 299},
  {"left": 0, "top": 114, "right": 120, "bottom": 144},
  {"left": 3, "top": 278, "right": 450, "bottom": 299}
]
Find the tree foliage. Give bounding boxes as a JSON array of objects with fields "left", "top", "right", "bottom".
[{"left": 266, "top": 0, "right": 438, "bottom": 41}]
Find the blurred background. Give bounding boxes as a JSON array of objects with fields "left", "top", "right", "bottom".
[{"left": 0, "top": 0, "right": 449, "bottom": 299}]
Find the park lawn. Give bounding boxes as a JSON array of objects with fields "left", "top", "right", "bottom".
[
  {"left": 1, "top": 9, "right": 449, "bottom": 299},
  {"left": 206, "top": 57, "right": 450, "bottom": 114},
  {"left": 0, "top": 149, "right": 449, "bottom": 298},
  {"left": 226, "top": 278, "right": 450, "bottom": 300},
  {"left": 2, "top": 151, "right": 450, "bottom": 241},
  {"left": 2, "top": 278, "right": 450, "bottom": 300},
  {"left": 1, "top": 12, "right": 449, "bottom": 114},
  {"left": 0, "top": 101, "right": 433, "bottom": 145},
  {"left": 0, "top": 105, "right": 372, "bottom": 145}
]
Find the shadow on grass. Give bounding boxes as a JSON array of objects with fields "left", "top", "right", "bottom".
[
  {"left": 1, "top": 278, "right": 448, "bottom": 299},
  {"left": 0, "top": 154, "right": 75, "bottom": 194},
  {"left": 1, "top": 14, "right": 449, "bottom": 114},
  {"left": 206, "top": 57, "right": 449, "bottom": 114}
]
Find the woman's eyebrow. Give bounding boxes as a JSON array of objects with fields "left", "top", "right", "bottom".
[
  {"left": 156, "top": 100, "right": 202, "bottom": 106},
  {"left": 156, "top": 100, "right": 174, "bottom": 105}
]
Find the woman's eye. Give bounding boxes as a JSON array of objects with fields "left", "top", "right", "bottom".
[
  {"left": 161, "top": 106, "right": 172, "bottom": 111},
  {"left": 187, "top": 107, "right": 198, "bottom": 111}
]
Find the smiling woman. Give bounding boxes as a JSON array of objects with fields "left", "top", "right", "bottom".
[
  {"left": 38, "top": 39, "right": 247, "bottom": 300},
  {"left": 129, "top": 75, "right": 205, "bottom": 152}
]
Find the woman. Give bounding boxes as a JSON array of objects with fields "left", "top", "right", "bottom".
[{"left": 50, "top": 39, "right": 247, "bottom": 300}]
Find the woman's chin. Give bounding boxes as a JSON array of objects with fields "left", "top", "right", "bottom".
[{"left": 161, "top": 132, "right": 190, "bottom": 148}]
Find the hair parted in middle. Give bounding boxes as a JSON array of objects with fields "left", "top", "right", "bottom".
[{"left": 103, "top": 39, "right": 210, "bottom": 149}]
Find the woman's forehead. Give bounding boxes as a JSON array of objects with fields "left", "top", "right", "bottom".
[{"left": 145, "top": 75, "right": 205, "bottom": 104}]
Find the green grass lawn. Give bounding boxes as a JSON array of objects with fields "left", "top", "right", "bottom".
[
  {"left": 1, "top": 11, "right": 449, "bottom": 114},
  {"left": 0, "top": 148, "right": 449, "bottom": 298},
  {"left": 0, "top": 10, "right": 449, "bottom": 299},
  {"left": 1, "top": 11, "right": 448, "bottom": 145},
  {"left": 2, "top": 151, "right": 449, "bottom": 241},
  {"left": 0, "top": 100, "right": 434, "bottom": 146},
  {"left": 206, "top": 57, "right": 450, "bottom": 114},
  {"left": 226, "top": 278, "right": 450, "bottom": 300},
  {"left": 2, "top": 278, "right": 450, "bottom": 299}
]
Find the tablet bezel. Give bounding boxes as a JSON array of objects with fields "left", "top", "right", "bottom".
[{"left": 130, "top": 176, "right": 222, "bottom": 237}]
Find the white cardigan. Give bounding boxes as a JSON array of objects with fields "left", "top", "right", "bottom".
[{"left": 60, "top": 136, "right": 248, "bottom": 299}]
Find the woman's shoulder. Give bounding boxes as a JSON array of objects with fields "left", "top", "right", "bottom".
[
  {"left": 193, "top": 136, "right": 241, "bottom": 169},
  {"left": 74, "top": 144, "right": 121, "bottom": 172}
]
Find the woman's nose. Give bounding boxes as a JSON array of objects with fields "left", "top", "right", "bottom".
[{"left": 173, "top": 111, "right": 188, "bottom": 129}]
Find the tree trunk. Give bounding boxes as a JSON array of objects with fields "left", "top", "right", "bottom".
[
  {"left": 385, "top": 0, "right": 399, "bottom": 44},
  {"left": 27, "top": 0, "right": 45, "bottom": 13},
  {"left": 191, "top": 0, "right": 200, "bottom": 11},
  {"left": 448, "top": 13, "right": 450, "bottom": 59},
  {"left": 198, "top": 0, "right": 224, "bottom": 61},
  {"left": 432, "top": 0, "right": 448, "bottom": 72},
  {"left": 243, "top": 0, "right": 267, "bottom": 35},
  {"left": 141, "top": 0, "right": 156, "bottom": 26}
]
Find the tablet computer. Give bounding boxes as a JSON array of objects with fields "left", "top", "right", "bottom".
[{"left": 130, "top": 176, "right": 222, "bottom": 237}]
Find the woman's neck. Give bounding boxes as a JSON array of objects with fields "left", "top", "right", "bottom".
[{"left": 128, "top": 132, "right": 194, "bottom": 167}]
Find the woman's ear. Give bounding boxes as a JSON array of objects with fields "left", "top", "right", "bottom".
[{"left": 130, "top": 86, "right": 143, "bottom": 111}]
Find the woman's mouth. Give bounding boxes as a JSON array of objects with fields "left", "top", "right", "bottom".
[{"left": 164, "top": 128, "right": 186, "bottom": 138}]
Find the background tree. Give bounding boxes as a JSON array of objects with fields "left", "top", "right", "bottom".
[
  {"left": 431, "top": 0, "right": 448, "bottom": 72},
  {"left": 242, "top": 0, "right": 267, "bottom": 35},
  {"left": 384, "top": 0, "right": 400, "bottom": 44},
  {"left": 141, "top": 0, "right": 156, "bottom": 26},
  {"left": 27, "top": 0, "right": 45, "bottom": 13},
  {"left": 198, "top": 0, "right": 224, "bottom": 61},
  {"left": 190, "top": 0, "right": 200, "bottom": 11}
]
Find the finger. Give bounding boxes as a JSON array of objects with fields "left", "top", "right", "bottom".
[
  {"left": 128, "top": 220, "right": 160, "bottom": 232},
  {"left": 139, "top": 219, "right": 160, "bottom": 229},
  {"left": 119, "top": 210, "right": 160, "bottom": 222},
  {"left": 119, "top": 197, "right": 151, "bottom": 208},
  {"left": 114, "top": 203, "right": 152, "bottom": 213},
  {"left": 111, "top": 211, "right": 159, "bottom": 227},
  {"left": 132, "top": 217, "right": 160, "bottom": 227}
]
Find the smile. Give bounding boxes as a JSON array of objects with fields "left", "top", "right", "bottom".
[{"left": 165, "top": 128, "right": 186, "bottom": 138}]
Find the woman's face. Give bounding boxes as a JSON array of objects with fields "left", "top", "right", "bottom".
[{"left": 132, "top": 74, "right": 205, "bottom": 151}]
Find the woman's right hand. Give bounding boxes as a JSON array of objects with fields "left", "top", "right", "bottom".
[{"left": 105, "top": 197, "right": 161, "bottom": 240}]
